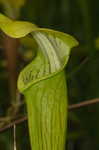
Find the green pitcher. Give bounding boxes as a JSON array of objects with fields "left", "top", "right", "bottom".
[{"left": 0, "top": 13, "right": 78, "bottom": 150}]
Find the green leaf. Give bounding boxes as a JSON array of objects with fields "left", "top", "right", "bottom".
[
  {"left": 0, "top": 13, "right": 78, "bottom": 150},
  {"left": 0, "top": 0, "right": 26, "bottom": 8},
  {"left": 0, "top": 0, "right": 26, "bottom": 18}
]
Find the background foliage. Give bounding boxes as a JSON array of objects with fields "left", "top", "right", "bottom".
[{"left": 0, "top": 0, "right": 99, "bottom": 150}]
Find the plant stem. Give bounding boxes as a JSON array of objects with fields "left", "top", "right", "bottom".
[{"left": 0, "top": 98, "right": 99, "bottom": 133}]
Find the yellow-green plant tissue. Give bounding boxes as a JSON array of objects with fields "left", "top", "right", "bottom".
[{"left": 0, "top": 13, "right": 78, "bottom": 150}]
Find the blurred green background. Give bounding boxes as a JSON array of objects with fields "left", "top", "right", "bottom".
[{"left": 0, "top": 0, "right": 99, "bottom": 150}]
